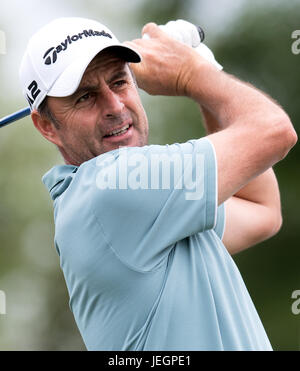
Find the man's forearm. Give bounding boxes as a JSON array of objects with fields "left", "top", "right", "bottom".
[{"left": 185, "top": 63, "right": 290, "bottom": 135}]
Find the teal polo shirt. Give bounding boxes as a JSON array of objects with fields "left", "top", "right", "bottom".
[{"left": 43, "top": 138, "right": 272, "bottom": 351}]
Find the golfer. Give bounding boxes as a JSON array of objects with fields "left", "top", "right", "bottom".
[{"left": 19, "top": 17, "right": 297, "bottom": 350}]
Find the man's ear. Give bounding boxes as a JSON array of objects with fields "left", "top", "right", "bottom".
[{"left": 31, "top": 110, "right": 63, "bottom": 147}]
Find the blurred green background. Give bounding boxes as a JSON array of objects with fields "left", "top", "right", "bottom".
[{"left": 0, "top": 0, "right": 299, "bottom": 350}]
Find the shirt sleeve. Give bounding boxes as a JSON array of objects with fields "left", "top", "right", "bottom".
[{"left": 90, "top": 137, "right": 218, "bottom": 271}]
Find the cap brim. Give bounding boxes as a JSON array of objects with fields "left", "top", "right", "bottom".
[{"left": 47, "top": 44, "right": 141, "bottom": 97}]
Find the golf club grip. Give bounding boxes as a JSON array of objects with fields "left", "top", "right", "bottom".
[
  {"left": 197, "top": 26, "right": 205, "bottom": 43},
  {"left": 143, "top": 23, "right": 205, "bottom": 44}
]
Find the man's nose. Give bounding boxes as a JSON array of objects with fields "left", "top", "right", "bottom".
[{"left": 100, "top": 88, "right": 125, "bottom": 119}]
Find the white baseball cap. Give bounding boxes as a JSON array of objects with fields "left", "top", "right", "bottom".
[{"left": 19, "top": 17, "right": 141, "bottom": 111}]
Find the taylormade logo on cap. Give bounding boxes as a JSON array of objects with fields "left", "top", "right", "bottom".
[{"left": 43, "top": 29, "right": 113, "bottom": 65}]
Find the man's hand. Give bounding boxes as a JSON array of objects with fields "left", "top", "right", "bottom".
[{"left": 124, "top": 23, "right": 213, "bottom": 96}]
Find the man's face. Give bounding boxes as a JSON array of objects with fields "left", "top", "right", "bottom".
[{"left": 45, "top": 51, "right": 149, "bottom": 166}]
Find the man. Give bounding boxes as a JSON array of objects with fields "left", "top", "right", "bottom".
[{"left": 19, "top": 17, "right": 297, "bottom": 350}]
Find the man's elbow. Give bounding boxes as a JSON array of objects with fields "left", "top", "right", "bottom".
[
  {"left": 262, "top": 209, "right": 283, "bottom": 240},
  {"left": 276, "top": 114, "right": 298, "bottom": 160},
  {"left": 271, "top": 211, "right": 283, "bottom": 237}
]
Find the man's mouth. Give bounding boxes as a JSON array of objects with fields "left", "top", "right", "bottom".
[{"left": 103, "top": 124, "right": 132, "bottom": 138}]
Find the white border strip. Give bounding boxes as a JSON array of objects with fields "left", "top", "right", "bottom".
[{"left": 205, "top": 138, "right": 218, "bottom": 229}]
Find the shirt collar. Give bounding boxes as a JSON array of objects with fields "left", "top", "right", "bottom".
[{"left": 42, "top": 164, "right": 78, "bottom": 200}]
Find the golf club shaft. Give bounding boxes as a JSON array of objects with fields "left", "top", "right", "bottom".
[{"left": 0, "top": 107, "right": 31, "bottom": 128}]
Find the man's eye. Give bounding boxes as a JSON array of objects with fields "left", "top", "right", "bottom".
[
  {"left": 114, "top": 80, "right": 126, "bottom": 87},
  {"left": 77, "top": 93, "right": 91, "bottom": 104}
]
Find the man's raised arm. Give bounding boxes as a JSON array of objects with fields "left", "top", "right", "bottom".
[
  {"left": 127, "top": 23, "right": 297, "bottom": 208},
  {"left": 200, "top": 106, "right": 283, "bottom": 254}
]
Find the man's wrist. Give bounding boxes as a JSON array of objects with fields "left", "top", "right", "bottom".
[{"left": 183, "top": 60, "right": 222, "bottom": 100}]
